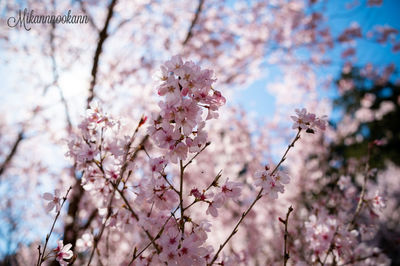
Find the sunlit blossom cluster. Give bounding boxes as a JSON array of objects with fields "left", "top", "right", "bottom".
[
  {"left": 35, "top": 56, "right": 392, "bottom": 266},
  {"left": 149, "top": 55, "right": 226, "bottom": 164}
]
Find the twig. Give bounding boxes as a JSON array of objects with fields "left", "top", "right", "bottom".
[
  {"left": 183, "top": 142, "right": 210, "bottom": 169},
  {"left": 321, "top": 226, "right": 339, "bottom": 265},
  {"left": 348, "top": 143, "right": 373, "bottom": 229},
  {"left": 77, "top": 0, "right": 99, "bottom": 31},
  {"left": 179, "top": 160, "right": 185, "bottom": 238},
  {"left": 86, "top": 176, "right": 119, "bottom": 265},
  {"left": 87, "top": 0, "right": 118, "bottom": 108},
  {"left": 37, "top": 186, "right": 72, "bottom": 266},
  {"left": 36, "top": 246, "right": 41, "bottom": 266},
  {"left": 128, "top": 206, "right": 180, "bottom": 265},
  {"left": 128, "top": 242, "right": 152, "bottom": 265},
  {"left": 183, "top": 170, "right": 222, "bottom": 212},
  {"left": 281, "top": 206, "right": 294, "bottom": 266},
  {"left": 87, "top": 117, "right": 149, "bottom": 265},
  {"left": 208, "top": 129, "right": 302, "bottom": 265},
  {"left": 96, "top": 247, "right": 105, "bottom": 266},
  {"left": 111, "top": 183, "right": 161, "bottom": 253},
  {"left": 0, "top": 130, "right": 23, "bottom": 177},
  {"left": 182, "top": 0, "right": 205, "bottom": 45},
  {"left": 161, "top": 174, "right": 179, "bottom": 194}
]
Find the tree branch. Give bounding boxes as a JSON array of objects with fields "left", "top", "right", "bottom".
[
  {"left": 37, "top": 186, "right": 72, "bottom": 266},
  {"left": 208, "top": 129, "right": 302, "bottom": 265},
  {"left": 182, "top": 0, "right": 205, "bottom": 45},
  {"left": 49, "top": 17, "right": 73, "bottom": 132},
  {"left": 78, "top": 0, "right": 99, "bottom": 31},
  {"left": 0, "top": 130, "right": 24, "bottom": 177},
  {"left": 86, "top": 0, "right": 118, "bottom": 108},
  {"left": 281, "top": 206, "right": 294, "bottom": 266}
]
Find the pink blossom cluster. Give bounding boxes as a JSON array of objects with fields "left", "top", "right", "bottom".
[
  {"left": 66, "top": 103, "right": 125, "bottom": 207},
  {"left": 291, "top": 108, "right": 327, "bottom": 133},
  {"left": 338, "top": 23, "right": 362, "bottom": 43},
  {"left": 303, "top": 200, "right": 389, "bottom": 265},
  {"left": 305, "top": 213, "right": 358, "bottom": 262},
  {"left": 148, "top": 55, "right": 226, "bottom": 164},
  {"left": 190, "top": 178, "right": 242, "bottom": 217},
  {"left": 54, "top": 57, "right": 393, "bottom": 266},
  {"left": 63, "top": 57, "right": 246, "bottom": 265},
  {"left": 295, "top": 160, "right": 389, "bottom": 265},
  {"left": 2, "top": 0, "right": 400, "bottom": 264},
  {"left": 254, "top": 165, "right": 290, "bottom": 200}
]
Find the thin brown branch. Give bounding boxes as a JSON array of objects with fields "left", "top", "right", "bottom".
[
  {"left": 87, "top": 117, "right": 149, "bottom": 265},
  {"left": 282, "top": 206, "right": 294, "bottom": 266},
  {"left": 128, "top": 206, "right": 180, "bottom": 265},
  {"left": 37, "top": 186, "right": 72, "bottom": 266},
  {"left": 78, "top": 0, "right": 99, "bottom": 31},
  {"left": 48, "top": 166, "right": 82, "bottom": 266},
  {"left": 161, "top": 174, "right": 179, "bottom": 194},
  {"left": 208, "top": 129, "right": 302, "bottom": 265},
  {"left": 179, "top": 160, "right": 185, "bottom": 238},
  {"left": 96, "top": 247, "right": 106, "bottom": 266},
  {"left": 321, "top": 226, "right": 339, "bottom": 265},
  {"left": 348, "top": 143, "right": 373, "bottom": 229},
  {"left": 86, "top": 199, "right": 113, "bottom": 266},
  {"left": 182, "top": 0, "right": 205, "bottom": 45},
  {"left": 183, "top": 141, "right": 210, "bottom": 169},
  {"left": 0, "top": 130, "right": 23, "bottom": 177},
  {"left": 86, "top": 0, "right": 119, "bottom": 108},
  {"left": 36, "top": 246, "right": 41, "bottom": 266}
]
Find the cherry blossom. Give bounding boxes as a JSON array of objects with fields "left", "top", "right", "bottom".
[
  {"left": 291, "top": 108, "right": 327, "bottom": 133},
  {"left": 43, "top": 190, "right": 62, "bottom": 213},
  {"left": 2, "top": 1, "right": 399, "bottom": 261},
  {"left": 54, "top": 240, "right": 73, "bottom": 266},
  {"left": 148, "top": 55, "right": 226, "bottom": 164},
  {"left": 254, "top": 166, "right": 290, "bottom": 200}
]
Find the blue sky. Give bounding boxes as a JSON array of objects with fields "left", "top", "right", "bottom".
[{"left": 232, "top": 0, "right": 400, "bottom": 121}]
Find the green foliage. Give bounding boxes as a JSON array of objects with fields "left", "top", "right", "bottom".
[{"left": 331, "top": 67, "right": 400, "bottom": 169}]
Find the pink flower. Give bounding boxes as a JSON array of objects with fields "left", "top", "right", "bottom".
[
  {"left": 291, "top": 108, "right": 316, "bottom": 130},
  {"left": 189, "top": 188, "right": 203, "bottom": 200},
  {"left": 254, "top": 168, "right": 289, "bottom": 200},
  {"left": 305, "top": 214, "right": 337, "bottom": 255},
  {"left": 370, "top": 191, "right": 386, "bottom": 211},
  {"left": 105, "top": 165, "right": 120, "bottom": 181},
  {"left": 150, "top": 156, "right": 167, "bottom": 173},
  {"left": 54, "top": 240, "right": 73, "bottom": 266},
  {"left": 169, "top": 142, "right": 188, "bottom": 163},
  {"left": 43, "top": 189, "right": 61, "bottom": 213},
  {"left": 220, "top": 179, "right": 242, "bottom": 200},
  {"left": 154, "top": 125, "right": 181, "bottom": 150},
  {"left": 177, "top": 235, "right": 208, "bottom": 265},
  {"left": 165, "top": 55, "right": 183, "bottom": 72},
  {"left": 291, "top": 108, "right": 327, "bottom": 133},
  {"left": 149, "top": 56, "right": 225, "bottom": 164},
  {"left": 274, "top": 171, "right": 290, "bottom": 185},
  {"left": 206, "top": 194, "right": 224, "bottom": 217}
]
